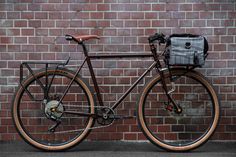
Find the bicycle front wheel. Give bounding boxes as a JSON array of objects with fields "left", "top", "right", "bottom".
[
  {"left": 12, "top": 68, "right": 95, "bottom": 151},
  {"left": 137, "top": 68, "right": 220, "bottom": 151}
]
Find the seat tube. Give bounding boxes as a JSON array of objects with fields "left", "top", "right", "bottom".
[{"left": 81, "top": 43, "right": 104, "bottom": 106}]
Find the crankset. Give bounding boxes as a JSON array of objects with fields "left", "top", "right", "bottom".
[
  {"left": 95, "top": 106, "right": 136, "bottom": 125},
  {"left": 96, "top": 106, "right": 115, "bottom": 125}
]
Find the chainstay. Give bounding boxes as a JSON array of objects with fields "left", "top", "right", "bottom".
[{"left": 49, "top": 105, "right": 114, "bottom": 134}]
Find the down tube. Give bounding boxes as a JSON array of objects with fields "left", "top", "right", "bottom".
[{"left": 111, "top": 61, "right": 157, "bottom": 110}]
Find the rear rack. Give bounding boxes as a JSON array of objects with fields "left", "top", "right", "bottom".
[{"left": 19, "top": 57, "right": 70, "bottom": 102}]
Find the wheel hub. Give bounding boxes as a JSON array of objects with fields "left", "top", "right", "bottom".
[{"left": 45, "top": 100, "right": 64, "bottom": 120}]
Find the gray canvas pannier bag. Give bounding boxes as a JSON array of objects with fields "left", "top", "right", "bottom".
[{"left": 165, "top": 34, "right": 208, "bottom": 67}]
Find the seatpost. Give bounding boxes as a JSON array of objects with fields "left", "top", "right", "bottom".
[{"left": 80, "top": 42, "right": 104, "bottom": 106}]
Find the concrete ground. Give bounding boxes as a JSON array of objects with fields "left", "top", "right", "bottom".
[{"left": 0, "top": 141, "right": 235, "bottom": 157}]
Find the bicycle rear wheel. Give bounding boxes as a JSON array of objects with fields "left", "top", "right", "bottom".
[
  {"left": 12, "top": 68, "right": 95, "bottom": 151},
  {"left": 137, "top": 68, "right": 220, "bottom": 151}
]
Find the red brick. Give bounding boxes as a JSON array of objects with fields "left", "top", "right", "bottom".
[
  {"left": 124, "top": 133, "right": 137, "bottom": 140},
  {"left": 111, "top": 20, "right": 123, "bottom": 27},
  {"left": 1, "top": 37, "right": 12, "bottom": 44},
  {"left": 166, "top": 19, "right": 178, "bottom": 27},
  {"left": 214, "top": 44, "right": 226, "bottom": 51},
  {"left": 166, "top": 4, "right": 179, "bottom": 11},
  {"left": 7, "top": 12, "right": 20, "bottom": 19},
  {"left": 131, "top": 12, "right": 144, "bottom": 19},
  {"left": 152, "top": 4, "right": 165, "bottom": 11},
  {"left": 35, "top": 12, "right": 47, "bottom": 19},
  {"left": 97, "top": 4, "right": 109, "bottom": 11},
  {"left": 179, "top": 20, "right": 192, "bottom": 27},
  {"left": 214, "top": 28, "right": 226, "bottom": 35},
  {"left": 152, "top": 20, "right": 165, "bottom": 27},
  {"left": 29, "top": 53, "right": 41, "bottom": 60},
  {"left": 41, "top": 21, "right": 55, "bottom": 28},
  {"left": 0, "top": 4, "right": 13, "bottom": 11},
  {"left": 0, "top": 12, "right": 6, "bottom": 19},
  {"left": 214, "top": 12, "right": 227, "bottom": 19},
  {"left": 49, "top": 12, "right": 62, "bottom": 19},
  {"left": 15, "top": 53, "right": 27, "bottom": 60},
  {"left": 200, "top": 12, "right": 213, "bottom": 19},
  {"left": 8, "top": 45, "right": 20, "bottom": 52},
  {"left": 193, "top": 20, "right": 206, "bottom": 27},
  {"left": 138, "top": 20, "right": 150, "bottom": 27},
  {"left": 172, "top": 12, "right": 185, "bottom": 19},
  {"left": 29, "top": 20, "right": 41, "bottom": 28},
  {"left": 228, "top": 12, "right": 236, "bottom": 19},
  {"left": 180, "top": 4, "right": 192, "bottom": 11},
  {"left": 14, "top": 20, "right": 27, "bottom": 27},
  {"left": 1, "top": 53, "right": 13, "bottom": 60},
  {"left": 145, "top": 12, "right": 158, "bottom": 19},
  {"left": 21, "top": 29, "right": 34, "bottom": 36},
  {"left": 91, "top": 12, "right": 103, "bottom": 19},
  {"left": 0, "top": 45, "right": 6, "bottom": 52},
  {"left": 21, "top": 45, "right": 34, "bottom": 52},
  {"left": 138, "top": 4, "right": 151, "bottom": 11},
  {"left": 36, "top": 45, "right": 48, "bottom": 52},
  {"left": 104, "top": 12, "right": 117, "bottom": 19},
  {"left": 111, "top": 4, "right": 137, "bottom": 11},
  {"left": 28, "top": 3, "right": 41, "bottom": 11},
  {"left": 21, "top": 12, "right": 34, "bottom": 19},
  {"left": 207, "top": 20, "right": 220, "bottom": 27},
  {"left": 186, "top": 12, "right": 199, "bottom": 19},
  {"left": 1, "top": 134, "right": 14, "bottom": 141},
  {"left": 206, "top": 4, "right": 220, "bottom": 11},
  {"left": 159, "top": 12, "right": 171, "bottom": 19}
]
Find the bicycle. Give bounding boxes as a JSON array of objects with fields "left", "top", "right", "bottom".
[{"left": 12, "top": 33, "right": 220, "bottom": 152}]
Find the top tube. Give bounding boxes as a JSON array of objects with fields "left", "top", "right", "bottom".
[{"left": 88, "top": 53, "right": 154, "bottom": 59}]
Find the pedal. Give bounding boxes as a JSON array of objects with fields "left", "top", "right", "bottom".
[
  {"left": 164, "top": 101, "right": 173, "bottom": 112},
  {"left": 165, "top": 104, "right": 173, "bottom": 112}
]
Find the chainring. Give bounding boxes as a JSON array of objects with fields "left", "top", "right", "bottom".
[{"left": 96, "top": 107, "right": 115, "bottom": 126}]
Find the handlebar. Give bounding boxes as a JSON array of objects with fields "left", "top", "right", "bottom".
[{"left": 148, "top": 33, "right": 166, "bottom": 45}]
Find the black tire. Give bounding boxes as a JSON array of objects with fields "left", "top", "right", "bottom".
[
  {"left": 12, "top": 68, "right": 95, "bottom": 151},
  {"left": 137, "top": 68, "right": 220, "bottom": 151}
]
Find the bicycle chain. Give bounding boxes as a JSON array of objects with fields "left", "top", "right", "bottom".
[{"left": 51, "top": 104, "right": 115, "bottom": 134}]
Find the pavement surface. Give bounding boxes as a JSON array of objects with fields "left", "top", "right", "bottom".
[{"left": 0, "top": 141, "right": 235, "bottom": 157}]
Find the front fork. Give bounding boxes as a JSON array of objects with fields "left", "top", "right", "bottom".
[
  {"left": 149, "top": 43, "right": 182, "bottom": 113},
  {"left": 157, "top": 67, "right": 182, "bottom": 113}
]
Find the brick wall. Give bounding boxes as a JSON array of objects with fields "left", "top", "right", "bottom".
[{"left": 0, "top": 0, "right": 236, "bottom": 141}]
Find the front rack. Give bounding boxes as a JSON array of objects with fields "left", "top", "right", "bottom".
[{"left": 19, "top": 57, "right": 70, "bottom": 102}]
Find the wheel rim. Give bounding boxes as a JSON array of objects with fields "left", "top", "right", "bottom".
[
  {"left": 13, "top": 70, "right": 94, "bottom": 150},
  {"left": 139, "top": 70, "right": 219, "bottom": 150}
]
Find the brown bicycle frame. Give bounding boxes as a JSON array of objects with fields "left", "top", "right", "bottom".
[
  {"left": 58, "top": 41, "right": 168, "bottom": 111},
  {"left": 19, "top": 38, "right": 180, "bottom": 118}
]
